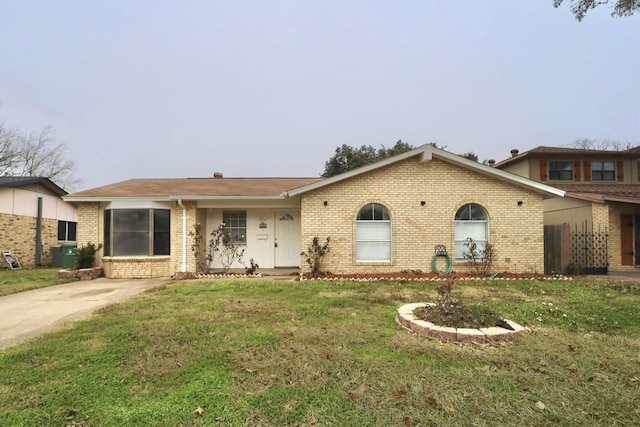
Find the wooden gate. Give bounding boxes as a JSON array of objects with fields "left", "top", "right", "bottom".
[{"left": 544, "top": 224, "right": 570, "bottom": 274}]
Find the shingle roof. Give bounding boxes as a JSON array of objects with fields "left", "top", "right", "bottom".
[
  {"left": 553, "top": 183, "right": 640, "bottom": 203},
  {"left": 495, "top": 145, "right": 640, "bottom": 168},
  {"left": 64, "top": 177, "right": 324, "bottom": 200}
]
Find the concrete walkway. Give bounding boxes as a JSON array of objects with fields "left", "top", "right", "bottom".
[{"left": 0, "top": 277, "right": 169, "bottom": 350}]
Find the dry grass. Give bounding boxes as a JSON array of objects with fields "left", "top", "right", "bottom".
[
  {"left": 0, "top": 267, "right": 73, "bottom": 296},
  {"left": 0, "top": 277, "right": 639, "bottom": 426}
]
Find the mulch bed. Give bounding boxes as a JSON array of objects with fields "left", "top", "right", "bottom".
[{"left": 301, "top": 271, "right": 568, "bottom": 281}]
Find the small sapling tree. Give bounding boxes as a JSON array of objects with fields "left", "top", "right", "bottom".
[
  {"left": 188, "top": 223, "right": 209, "bottom": 273},
  {"left": 189, "top": 223, "right": 246, "bottom": 274},
  {"left": 208, "top": 223, "right": 245, "bottom": 273},
  {"left": 463, "top": 237, "right": 494, "bottom": 276},
  {"left": 301, "top": 236, "right": 330, "bottom": 276}
]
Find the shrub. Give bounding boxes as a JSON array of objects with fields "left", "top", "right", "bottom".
[
  {"left": 189, "top": 223, "right": 246, "bottom": 274},
  {"left": 463, "top": 237, "right": 494, "bottom": 276},
  {"left": 416, "top": 273, "right": 501, "bottom": 328},
  {"left": 75, "top": 242, "right": 103, "bottom": 269},
  {"left": 189, "top": 223, "right": 211, "bottom": 273},
  {"left": 301, "top": 236, "right": 330, "bottom": 276},
  {"left": 209, "top": 223, "right": 245, "bottom": 273}
]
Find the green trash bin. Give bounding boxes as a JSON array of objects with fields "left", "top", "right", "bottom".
[{"left": 61, "top": 244, "right": 77, "bottom": 269}]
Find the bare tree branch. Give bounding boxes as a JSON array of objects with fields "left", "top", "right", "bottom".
[
  {"left": 0, "top": 121, "right": 80, "bottom": 190},
  {"left": 568, "top": 138, "right": 635, "bottom": 150},
  {"left": 0, "top": 122, "right": 21, "bottom": 176}
]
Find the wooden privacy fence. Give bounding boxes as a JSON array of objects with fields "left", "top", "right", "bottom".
[{"left": 544, "top": 223, "right": 570, "bottom": 274}]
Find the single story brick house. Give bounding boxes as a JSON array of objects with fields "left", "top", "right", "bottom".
[
  {"left": 63, "top": 145, "right": 565, "bottom": 278},
  {"left": 0, "top": 177, "right": 77, "bottom": 267}
]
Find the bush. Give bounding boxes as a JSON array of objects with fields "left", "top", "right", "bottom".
[
  {"left": 75, "top": 242, "right": 103, "bottom": 269},
  {"left": 301, "top": 236, "right": 330, "bottom": 276},
  {"left": 463, "top": 237, "right": 494, "bottom": 276}
]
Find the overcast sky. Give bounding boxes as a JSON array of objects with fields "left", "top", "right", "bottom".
[{"left": 1, "top": 1, "right": 638, "bottom": 191}]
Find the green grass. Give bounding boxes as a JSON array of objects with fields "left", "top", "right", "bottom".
[
  {"left": 0, "top": 277, "right": 639, "bottom": 426},
  {"left": 0, "top": 267, "right": 75, "bottom": 296}
]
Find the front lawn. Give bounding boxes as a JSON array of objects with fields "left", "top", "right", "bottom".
[
  {"left": 0, "top": 267, "right": 75, "bottom": 297},
  {"left": 0, "top": 277, "right": 638, "bottom": 426}
]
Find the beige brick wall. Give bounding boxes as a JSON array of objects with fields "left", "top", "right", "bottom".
[
  {"left": 76, "top": 203, "right": 103, "bottom": 262},
  {"left": 592, "top": 202, "right": 609, "bottom": 231},
  {"left": 608, "top": 203, "right": 623, "bottom": 270},
  {"left": 300, "top": 157, "right": 546, "bottom": 275},
  {"left": 171, "top": 201, "right": 199, "bottom": 274},
  {"left": 0, "top": 213, "right": 58, "bottom": 266},
  {"left": 103, "top": 256, "right": 171, "bottom": 278}
]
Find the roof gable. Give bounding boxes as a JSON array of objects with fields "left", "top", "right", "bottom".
[{"left": 285, "top": 144, "right": 565, "bottom": 198}]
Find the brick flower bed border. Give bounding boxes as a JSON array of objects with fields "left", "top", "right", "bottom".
[
  {"left": 58, "top": 267, "right": 105, "bottom": 281},
  {"left": 300, "top": 274, "right": 572, "bottom": 282},
  {"left": 396, "top": 302, "right": 525, "bottom": 345}
]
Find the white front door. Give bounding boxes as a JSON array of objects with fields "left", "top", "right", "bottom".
[{"left": 274, "top": 211, "right": 300, "bottom": 267}]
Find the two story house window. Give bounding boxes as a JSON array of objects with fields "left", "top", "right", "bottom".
[
  {"left": 591, "top": 161, "right": 615, "bottom": 181},
  {"left": 549, "top": 161, "right": 573, "bottom": 180}
]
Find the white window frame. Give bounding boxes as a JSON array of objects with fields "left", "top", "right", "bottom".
[
  {"left": 356, "top": 203, "right": 391, "bottom": 262},
  {"left": 222, "top": 210, "right": 247, "bottom": 245},
  {"left": 454, "top": 203, "right": 488, "bottom": 260}
]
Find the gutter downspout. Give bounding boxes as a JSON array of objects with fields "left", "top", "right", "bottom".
[
  {"left": 177, "top": 199, "right": 187, "bottom": 272},
  {"left": 35, "top": 197, "right": 43, "bottom": 265}
]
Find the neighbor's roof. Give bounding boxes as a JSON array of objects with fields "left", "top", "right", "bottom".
[
  {"left": 285, "top": 144, "right": 565, "bottom": 199},
  {"left": 495, "top": 145, "right": 640, "bottom": 168},
  {"left": 551, "top": 183, "right": 640, "bottom": 205},
  {"left": 63, "top": 177, "right": 323, "bottom": 201},
  {"left": 0, "top": 176, "right": 68, "bottom": 196}
]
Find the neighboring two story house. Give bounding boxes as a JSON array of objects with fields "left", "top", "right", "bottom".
[
  {"left": 495, "top": 146, "right": 640, "bottom": 273},
  {"left": 0, "top": 177, "right": 78, "bottom": 267}
]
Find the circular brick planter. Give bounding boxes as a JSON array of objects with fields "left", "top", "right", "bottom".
[{"left": 396, "top": 303, "right": 524, "bottom": 345}]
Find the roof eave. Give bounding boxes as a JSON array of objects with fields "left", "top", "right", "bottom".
[
  {"left": 63, "top": 196, "right": 174, "bottom": 203},
  {"left": 169, "top": 195, "right": 287, "bottom": 201},
  {"left": 63, "top": 195, "right": 288, "bottom": 202},
  {"left": 0, "top": 176, "right": 69, "bottom": 196},
  {"left": 569, "top": 193, "right": 640, "bottom": 205}
]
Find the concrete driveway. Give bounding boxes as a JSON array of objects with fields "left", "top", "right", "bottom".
[{"left": 0, "top": 277, "right": 169, "bottom": 350}]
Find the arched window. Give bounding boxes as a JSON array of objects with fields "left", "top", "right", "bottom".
[
  {"left": 356, "top": 203, "right": 391, "bottom": 261},
  {"left": 454, "top": 203, "right": 488, "bottom": 259}
]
